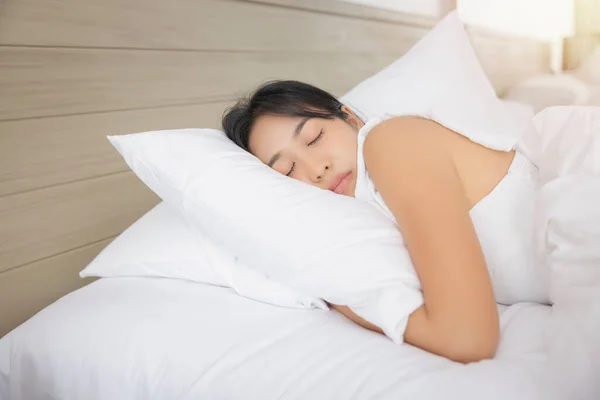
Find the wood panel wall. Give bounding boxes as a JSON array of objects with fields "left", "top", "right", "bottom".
[{"left": 0, "top": 0, "right": 551, "bottom": 337}]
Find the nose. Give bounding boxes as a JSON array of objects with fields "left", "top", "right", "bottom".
[
  {"left": 297, "top": 153, "right": 330, "bottom": 185},
  {"left": 310, "top": 164, "right": 329, "bottom": 184}
]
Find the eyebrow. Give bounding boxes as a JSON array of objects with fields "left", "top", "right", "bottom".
[{"left": 267, "top": 116, "right": 312, "bottom": 168}]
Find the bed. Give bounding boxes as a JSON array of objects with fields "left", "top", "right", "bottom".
[
  {"left": 0, "top": 278, "right": 552, "bottom": 399},
  {"left": 2, "top": 0, "right": 587, "bottom": 399}
]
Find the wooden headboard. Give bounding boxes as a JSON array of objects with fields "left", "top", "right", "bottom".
[{"left": 0, "top": 0, "right": 551, "bottom": 337}]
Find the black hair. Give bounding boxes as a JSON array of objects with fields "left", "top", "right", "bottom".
[{"left": 221, "top": 80, "right": 355, "bottom": 152}]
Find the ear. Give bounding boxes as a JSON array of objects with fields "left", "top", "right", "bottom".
[{"left": 340, "top": 105, "right": 363, "bottom": 129}]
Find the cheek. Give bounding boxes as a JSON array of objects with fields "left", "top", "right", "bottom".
[
  {"left": 342, "top": 137, "right": 359, "bottom": 170},
  {"left": 327, "top": 136, "right": 356, "bottom": 166},
  {"left": 338, "top": 131, "right": 358, "bottom": 157}
]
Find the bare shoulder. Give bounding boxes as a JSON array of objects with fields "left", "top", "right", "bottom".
[
  {"left": 363, "top": 116, "right": 456, "bottom": 157},
  {"left": 362, "top": 116, "right": 516, "bottom": 210},
  {"left": 362, "top": 116, "right": 455, "bottom": 181},
  {"left": 361, "top": 115, "right": 472, "bottom": 233}
]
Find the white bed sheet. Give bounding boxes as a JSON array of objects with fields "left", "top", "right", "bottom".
[{"left": 0, "top": 277, "right": 553, "bottom": 400}]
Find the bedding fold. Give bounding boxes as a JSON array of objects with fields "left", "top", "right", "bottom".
[{"left": 519, "top": 105, "right": 600, "bottom": 399}]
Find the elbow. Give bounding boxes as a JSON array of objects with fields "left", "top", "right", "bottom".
[
  {"left": 445, "top": 327, "right": 500, "bottom": 364},
  {"left": 446, "top": 341, "right": 497, "bottom": 364},
  {"left": 405, "top": 306, "right": 500, "bottom": 364}
]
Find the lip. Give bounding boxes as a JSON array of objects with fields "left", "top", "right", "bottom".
[{"left": 329, "top": 171, "right": 352, "bottom": 194}]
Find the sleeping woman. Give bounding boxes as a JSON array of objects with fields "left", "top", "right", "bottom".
[{"left": 221, "top": 79, "right": 540, "bottom": 364}]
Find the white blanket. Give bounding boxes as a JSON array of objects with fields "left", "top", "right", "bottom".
[
  {"left": 517, "top": 106, "right": 600, "bottom": 399},
  {"left": 0, "top": 278, "right": 552, "bottom": 400}
]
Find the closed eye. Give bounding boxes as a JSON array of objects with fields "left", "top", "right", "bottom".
[
  {"left": 308, "top": 129, "right": 324, "bottom": 146},
  {"left": 286, "top": 162, "right": 296, "bottom": 177}
]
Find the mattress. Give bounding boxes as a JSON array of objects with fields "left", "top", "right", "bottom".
[{"left": 0, "top": 277, "right": 553, "bottom": 400}]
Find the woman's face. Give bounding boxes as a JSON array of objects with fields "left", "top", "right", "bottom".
[{"left": 248, "top": 105, "right": 364, "bottom": 197}]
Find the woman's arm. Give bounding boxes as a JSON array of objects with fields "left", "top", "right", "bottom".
[
  {"left": 360, "top": 116, "right": 499, "bottom": 363},
  {"left": 329, "top": 303, "right": 384, "bottom": 335}
]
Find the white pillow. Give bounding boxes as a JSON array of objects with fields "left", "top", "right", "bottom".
[
  {"left": 502, "top": 74, "right": 594, "bottom": 112},
  {"left": 107, "top": 11, "right": 525, "bottom": 344},
  {"left": 80, "top": 201, "right": 327, "bottom": 310},
  {"left": 109, "top": 128, "right": 423, "bottom": 344},
  {"left": 340, "top": 11, "right": 527, "bottom": 151},
  {"left": 501, "top": 99, "right": 535, "bottom": 124}
]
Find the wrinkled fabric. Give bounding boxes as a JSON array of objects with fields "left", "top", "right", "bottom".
[{"left": 519, "top": 106, "right": 600, "bottom": 399}]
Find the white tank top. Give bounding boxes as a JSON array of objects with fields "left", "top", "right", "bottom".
[{"left": 354, "top": 115, "right": 549, "bottom": 305}]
